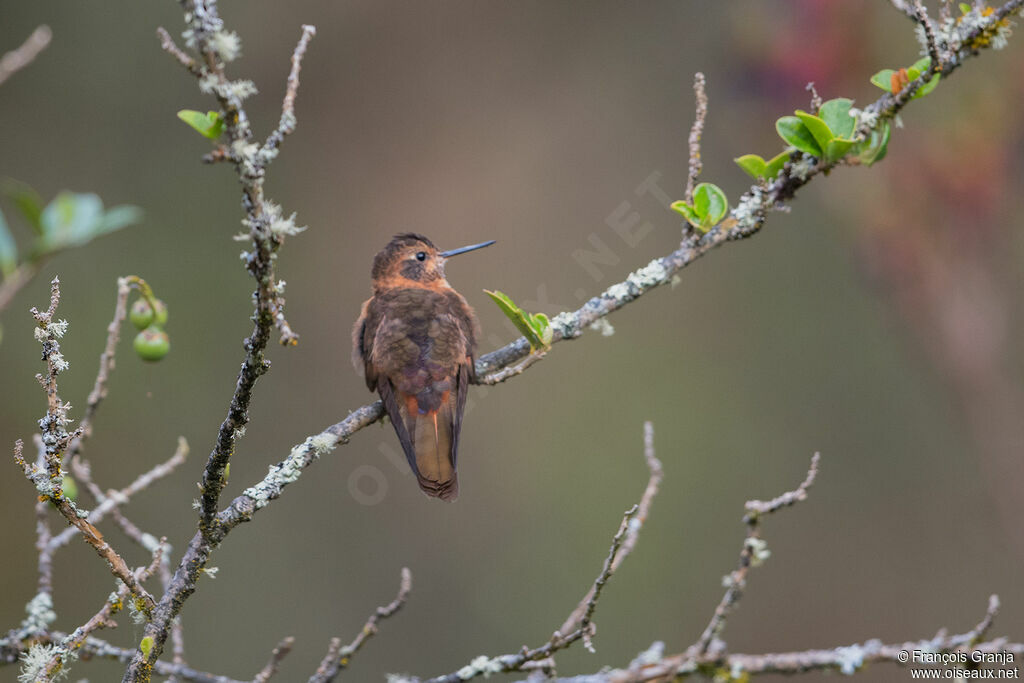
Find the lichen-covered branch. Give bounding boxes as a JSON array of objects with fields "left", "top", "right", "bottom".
[
  {"left": 119, "top": 2, "right": 318, "bottom": 678},
  {"left": 537, "top": 597, "right": 1020, "bottom": 681},
  {"left": 13, "top": 279, "right": 156, "bottom": 616},
  {"left": 684, "top": 72, "right": 707, "bottom": 203}
]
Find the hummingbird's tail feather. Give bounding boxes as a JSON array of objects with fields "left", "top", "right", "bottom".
[
  {"left": 409, "top": 397, "right": 458, "bottom": 501},
  {"left": 377, "top": 375, "right": 461, "bottom": 502}
]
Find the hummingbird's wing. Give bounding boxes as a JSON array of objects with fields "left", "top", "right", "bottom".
[{"left": 352, "top": 297, "right": 382, "bottom": 391}]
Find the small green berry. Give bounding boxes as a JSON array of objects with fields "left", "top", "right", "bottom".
[
  {"left": 152, "top": 299, "right": 168, "bottom": 326},
  {"left": 130, "top": 298, "right": 168, "bottom": 330},
  {"left": 130, "top": 299, "right": 154, "bottom": 329},
  {"left": 134, "top": 326, "right": 170, "bottom": 362}
]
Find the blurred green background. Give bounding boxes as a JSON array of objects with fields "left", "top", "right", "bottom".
[{"left": 2, "top": 2, "right": 1023, "bottom": 681}]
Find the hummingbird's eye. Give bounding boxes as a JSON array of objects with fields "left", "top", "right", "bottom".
[{"left": 415, "top": 251, "right": 427, "bottom": 262}]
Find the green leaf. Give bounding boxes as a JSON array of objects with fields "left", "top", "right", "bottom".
[
  {"left": 818, "top": 98, "right": 856, "bottom": 140},
  {"left": 959, "top": 2, "right": 971, "bottom": 14},
  {"left": 909, "top": 57, "right": 932, "bottom": 77},
  {"left": 669, "top": 200, "right": 698, "bottom": 224},
  {"left": 528, "top": 312, "right": 553, "bottom": 347},
  {"left": 177, "top": 109, "right": 225, "bottom": 139},
  {"left": 776, "top": 116, "right": 822, "bottom": 157},
  {"left": 852, "top": 121, "right": 891, "bottom": 166},
  {"left": 0, "top": 179, "right": 44, "bottom": 235},
  {"left": 794, "top": 110, "right": 835, "bottom": 149},
  {"left": 95, "top": 205, "right": 144, "bottom": 236},
  {"left": 873, "top": 58, "right": 940, "bottom": 99},
  {"left": 0, "top": 208, "right": 16, "bottom": 277},
  {"left": 915, "top": 72, "right": 941, "bottom": 98},
  {"left": 37, "top": 192, "right": 141, "bottom": 253},
  {"left": 870, "top": 69, "right": 897, "bottom": 91},
  {"left": 140, "top": 636, "right": 153, "bottom": 659},
  {"left": 484, "top": 289, "right": 547, "bottom": 351},
  {"left": 734, "top": 154, "right": 768, "bottom": 179},
  {"left": 764, "top": 151, "right": 790, "bottom": 178},
  {"left": 672, "top": 184, "right": 728, "bottom": 232},
  {"left": 693, "top": 183, "right": 728, "bottom": 228},
  {"left": 824, "top": 138, "right": 856, "bottom": 163}
]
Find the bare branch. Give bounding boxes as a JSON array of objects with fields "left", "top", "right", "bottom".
[
  {"left": 685, "top": 72, "right": 707, "bottom": 203},
  {"left": 252, "top": 636, "right": 295, "bottom": 683},
  {"left": 0, "top": 25, "right": 51, "bottom": 87},
  {"left": 308, "top": 567, "right": 412, "bottom": 682}
]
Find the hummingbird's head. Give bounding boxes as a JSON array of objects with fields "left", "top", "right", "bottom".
[{"left": 371, "top": 233, "right": 495, "bottom": 289}]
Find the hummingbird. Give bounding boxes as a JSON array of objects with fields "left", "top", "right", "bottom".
[{"left": 352, "top": 233, "right": 495, "bottom": 501}]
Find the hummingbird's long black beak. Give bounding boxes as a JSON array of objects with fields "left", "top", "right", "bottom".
[{"left": 440, "top": 240, "right": 495, "bottom": 258}]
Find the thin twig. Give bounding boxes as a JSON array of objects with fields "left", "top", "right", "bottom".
[
  {"left": 912, "top": 0, "right": 943, "bottom": 69},
  {"left": 805, "top": 82, "right": 822, "bottom": 111},
  {"left": 422, "top": 425, "right": 660, "bottom": 682},
  {"left": 156, "top": 27, "right": 203, "bottom": 77},
  {"left": 559, "top": 422, "right": 662, "bottom": 635},
  {"left": 474, "top": 351, "right": 546, "bottom": 385},
  {"left": 693, "top": 453, "right": 820, "bottom": 656},
  {"left": 0, "top": 25, "right": 51, "bottom": 87},
  {"left": 66, "top": 276, "right": 132, "bottom": 465},
  {"left": 744, "top": 452, "right": 820, "bottom": 519},
  {"left": 51, "top": 437, "right": 189, "bottom": 550},
  {"left": 684, "top": 72, "right": 707, "bottom": 203},
  {"left": 422, "top": 506, "right": 641, "bottom": 683},
  {"left": 253, "top": 636, "right": 295, "bottom": 683},
  {"left": 264, "top": 25, "right": 317, "bottom": 154},
  {"left": 308, "top": 567, "right": 412, "bottom": 682}
]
